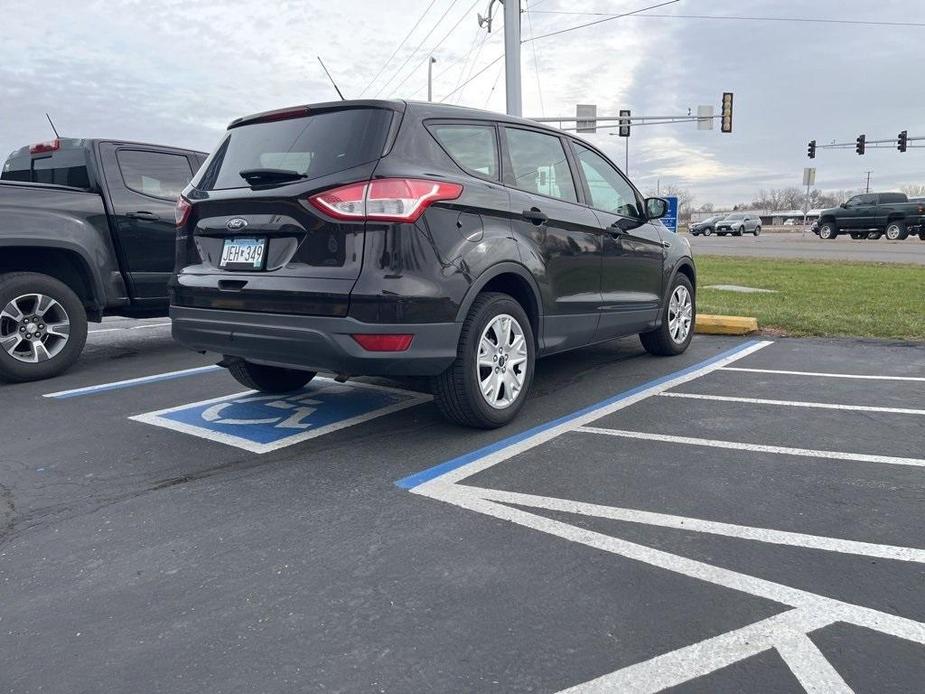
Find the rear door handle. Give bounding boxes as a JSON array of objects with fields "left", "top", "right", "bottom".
[
  {"left": 126, "top": 211, "right": 159, "bottom": 221},
  {"left": 522, "top": 207, "right": 548, "bottom": 225}
]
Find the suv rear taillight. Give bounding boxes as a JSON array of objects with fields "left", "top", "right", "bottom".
[
  {"left": 176, "top": 196, "right": 192, "bottom": 227},
  {"left": 308, "top": 178, "right": 463, "bottom": 223}
]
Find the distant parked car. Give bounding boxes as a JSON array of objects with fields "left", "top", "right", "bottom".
[
  {"left": 714, "top": 213, "right": 761, "bottom": 236},
  {"left": 689, "top": 215, "right": 723, "bottom": 236},
  {"left": 783, "top": 218, "right": 795, "bottom": 226}
]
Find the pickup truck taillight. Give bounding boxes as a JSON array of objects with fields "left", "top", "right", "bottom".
[
  {"left": 308, "top": 178, "right": 463, "bottom": 223},
  {"left": 29, "top": 139, "right": 60, "bottom": 154},
  {"left": 175, "top": 196, "right": 192, "bottom": 227}
]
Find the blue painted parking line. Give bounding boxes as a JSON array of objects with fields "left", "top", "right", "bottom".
[
  {"left": 394, "top": 340, "right": 769, "bottom": 490},
  {"left": 130, "top": 378, "right": 432, "bottom": 453},
  {"left": 43, "top": 365, "right": 223, "bottom": 399}
]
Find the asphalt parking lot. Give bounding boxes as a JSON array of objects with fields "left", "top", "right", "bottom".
[
  {"left": 688, "top": 231, "right": 925, "bottom": 264},
  {"left": 2, "top": 325, "right": 923, "bottom": 692}
]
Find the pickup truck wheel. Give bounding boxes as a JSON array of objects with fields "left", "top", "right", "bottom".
[
  {"left": 818, "top": 223, "right": 837, "bottom": 240},
  {"left": 868, "top": 232, "right": 883, "bottom": 240},
  {"left": 640, "top": 275, "right": 695, "bottom": 357},
  {"left": 918, "top": 232, "right": 925, "bottom": 241},
  {"left": 431, "top": 292, "right": 535, "bottom": 429},
  {"left": 885, "top": 222, "right": 908, "bottom": 241},
  {"left": 226, "top": 361, "right": 316, "bottom": 393},
  {"left": 0, "top": 272, "right": 88, "bottom": 383},
  {"left": 850, "top": 232, "right": 865, "bottom": 240}
]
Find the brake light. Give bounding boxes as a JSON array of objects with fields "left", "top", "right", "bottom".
[
  {"left": 351, "top": 334, "right": 414, "bottom": 352},
  {"left": 308, "top": 178, "right": 463, "bottom": 223},
  {"left": 29, "top": 139, "right": 60, "bottom": 154},
  {"left": 176, "top": 196, "right": 192, "bottom": 227}
]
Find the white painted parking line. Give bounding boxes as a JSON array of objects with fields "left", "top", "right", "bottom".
[
  {"left": 465, "top": 486, "right": 925, "bottom": 563},
  {"left": 774, "top": 629, "right": 853, "bottom": 694},
  {"left": 722, "top": 366, "right": 925, "bottom": 382},
  {"left": 577, "top": 427, "right": 925, "bottom": 469},
  {"left": 43, "top": 365, "right": 223, "bottom": 399},
  {"left": 559, "top": 609, "right": 837, "bottom": 693},
  {"left": 660, "top": 391, "right": 925, "bottom": 416},
  {"left": 430, "top": 487, "right": 925, "bottom": 692}
]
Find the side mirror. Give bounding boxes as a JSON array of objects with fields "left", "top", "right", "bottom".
[
  {"left": 645, "top": 197, "right": 668, "bottom": 220},
  {"left": 840, "top": 202, "right": 847, "bottom": 208}
]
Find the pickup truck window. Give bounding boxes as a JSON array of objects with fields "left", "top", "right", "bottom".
[
  {"left": 116, "top": 150, "right": 193, "bottom": 200},
  {"left": 2, "top": 148, "right": 91, "bottom": 189}
]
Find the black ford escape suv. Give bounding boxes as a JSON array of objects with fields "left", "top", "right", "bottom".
[{"left": 171, "top": 100, "right": 696, "bottom": 428}]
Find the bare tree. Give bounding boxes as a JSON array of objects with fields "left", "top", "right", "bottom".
[
  {"left": 646, "top": 184, "right": 695, "bottom": 220},
  {"left": 900, "top": 183, "right": 925, "bottom": 197}
]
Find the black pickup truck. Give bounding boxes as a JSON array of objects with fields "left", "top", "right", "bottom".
[
  {"left": 813, "top": 192, "right": 925, "bottom": 241},
  {"left": 0, "top": 137, "right": 206, "bottom": 382}
]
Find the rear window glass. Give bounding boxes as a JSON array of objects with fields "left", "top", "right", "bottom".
[
  {"left": 879, "top": 192, "right": 907, "bottom": 203},
  {"left": 1, "top": 148, "right": 91, "bottom": 188},
  {"left": 194, "top": 108, "right": 393, "bottom": 191},
  {"left": 429, "top": 124, "right": 498, "bottom": 179},
  {"left": 117, "top": 149, "right": 193, "bottom": 199}
]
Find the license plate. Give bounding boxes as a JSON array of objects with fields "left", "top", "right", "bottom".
[{"left": 220, "top": 238, "right": 266, "bottom": 269}]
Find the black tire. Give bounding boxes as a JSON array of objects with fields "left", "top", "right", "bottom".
[
  {"left": 703, "top": 228, "right": 712, "bottom": 237},
  {"left": 754, "top": 226, "right": 761, "bottom": 236},
  {"left": 640, "top": 274, "right": 695, "bottom": 357},
  {"left": 735, "top": 227, "right": 744, "bottom": 237},
  {"left": 818, "top": 222, "right": 838, "bottom": 240},
  {"left": 885, "top": 221, "right": 908, "bottom": 241},
  {"left": 868, "top": 232, "right": 883, "bottom": 240},
  {"left": 431, "top": 292, "right": 535, "bottom": 429},
  {"left": 850, "top": 232, "right": 865, "bottom": 240},
  {"left": 0, "top": 272, "right": 88, "bottom": 383},
  {"left": 918, "top": 232, "right": 925, "bottom": 241},
  {"left": 227, "top": 360, "right": 316, "bottom": 393}
]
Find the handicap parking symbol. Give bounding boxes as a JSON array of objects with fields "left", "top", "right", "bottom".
[{"left": 130, "top": 378, "right": 432, "bottom": 453}]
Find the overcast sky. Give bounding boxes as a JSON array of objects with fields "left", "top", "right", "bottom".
[{"left": 2, "top": 0, "right": 923, "bottom": 206}]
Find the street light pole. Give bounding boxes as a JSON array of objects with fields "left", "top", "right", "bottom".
[
  {"left": 427, "top": 56, "right": 436, "bottom": 102},
  {"left": 503, "top": 0, "right": 522, "bottom": 116},
  {"left": 865, "top": 170, "right": 872, "bottom": 193}
]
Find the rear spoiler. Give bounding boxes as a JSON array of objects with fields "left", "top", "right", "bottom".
[{"left": 227, "top": 100, "right": 405, "bottom": 130}]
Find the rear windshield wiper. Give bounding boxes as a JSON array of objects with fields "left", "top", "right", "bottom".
[{"left": 239, "top": 168, "right": 307, "bottom": 187}]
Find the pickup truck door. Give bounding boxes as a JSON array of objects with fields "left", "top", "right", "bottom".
[
  {"left": 842, "top": 194, "right": 876, "bottom": 229},
  {"left": 98, "top": 144, "right": 196, "bottom": 303}
]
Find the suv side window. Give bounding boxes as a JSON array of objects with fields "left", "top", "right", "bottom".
[
  {"left": 116, "top": 150, "right": 193, "bottom": 200},
  {"left": 573, "top": 144, "right": 641, "bottom": 218},
  {"left": 429, "top": 123, "right": 498, "bottom": 180},
  {"left": 503, "top": 127, "right": 577, "bottom": 202}
]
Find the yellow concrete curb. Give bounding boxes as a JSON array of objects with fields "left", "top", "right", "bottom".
[{"left": 695, "top": 314, "right": 759, "bottom": 335}]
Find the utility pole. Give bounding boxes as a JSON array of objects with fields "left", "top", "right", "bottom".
[
  {"left": 503, "top": 0, "right": 522, "bottom": 117},
  {"left": 865, "top": 170, "right": 872, "bottom": 193},
  {"left": 427, "top": 56, "right": 436, "bottom": 102}
]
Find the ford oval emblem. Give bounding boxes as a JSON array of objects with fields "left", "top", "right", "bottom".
[{"left": 226, "top": 217, "right": 248, "bottom": 231}]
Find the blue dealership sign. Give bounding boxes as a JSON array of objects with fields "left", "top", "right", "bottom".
[
  {"left": 131, "top": 378, "right": 431, "bottom": 453},
  {"left": 662, "top": 196, "right": 679, "bottom": 233}
]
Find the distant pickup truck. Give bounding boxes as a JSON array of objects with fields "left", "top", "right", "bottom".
[
  {"left": 0, "top": 137, "right": 206, "bottom": 382},
  {"left": 813, "top": 192, "right": 925, "bottom": 241}
]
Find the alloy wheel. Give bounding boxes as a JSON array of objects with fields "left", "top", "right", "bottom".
[
  {"left": 0, "top": 293, "right": 70, "bottom": 364},
  {"left": 476, "top": 313, "right": 528, "bottom": 409},
  {"left": 668, "top": 285, "right": 693, "bottom": 344},
  {"left": 886, "top": 224, "right": 902, "bottom": 241}
]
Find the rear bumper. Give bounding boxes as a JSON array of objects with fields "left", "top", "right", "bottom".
[{"left": 170, "top": 306, "right": 460, "bottom": 377}]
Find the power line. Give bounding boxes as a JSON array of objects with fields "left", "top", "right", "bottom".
[
  {"left": 526, "top": 9, "right": 925, "bottom": 29},
  {"left": 523, "top": 0, "right": 681, "bottom": 43},
  {"left": 524, "top": 0, "right": 545, "bottom": 116},
  {"left": 374, "top": 0, "right": 460, "bottom": 98},
  {"left": 360, "top": 0, "right": 439, "bottom": 97},
  {"left": 388, "top": 0, "right": 482, "bottom": 98},
  {"left": 439, "top": 54, "right": 504, "bottom": 102},
  {"left": 484, "top": 60, "right": 505, "bottom": 108}
]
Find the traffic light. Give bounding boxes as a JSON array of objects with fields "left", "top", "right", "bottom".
[
  {"left": 855, "top": 134, "right": 866, "bottom": 155},
  {"left": 721, "top": 92, "right": 733, "bottom": 133},
  {"left": 898, "top": 130, "right": 908, "bottom": 152},
  {"left": 807, "top": 140, "right": 816, "bottom": 159},
  {"left": 618, "top": 109, "right": 631, "bottom": 137}
]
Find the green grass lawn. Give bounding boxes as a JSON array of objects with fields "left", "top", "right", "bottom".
[{"left": 696, "top": 256, "right": 925, "bottom": 340}]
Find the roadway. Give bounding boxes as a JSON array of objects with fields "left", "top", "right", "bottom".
[{"left": 687, "top": 231, "right": 925, "bottom": 264}]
